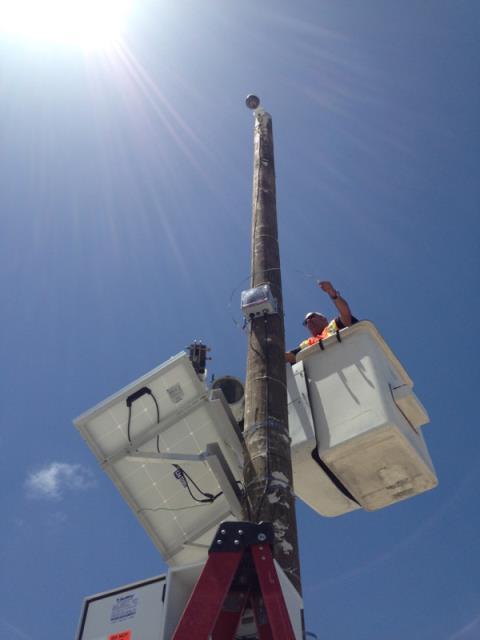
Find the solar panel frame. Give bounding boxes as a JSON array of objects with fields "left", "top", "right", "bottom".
[{"left": 74, "top": 352, "right": 245, "bottom": 565}]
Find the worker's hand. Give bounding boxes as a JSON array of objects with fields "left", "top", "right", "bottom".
[
  {"left": 285, "top": 352, "right": 297, "bottom": 364},
  {"left": 318, "top": 281, "right": 337, "bottom": 298}
]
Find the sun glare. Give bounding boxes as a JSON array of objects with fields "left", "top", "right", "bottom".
[{"left": 0, "top": 0, "right": 132, "bottom": 49}]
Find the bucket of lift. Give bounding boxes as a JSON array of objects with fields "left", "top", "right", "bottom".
[{"left": 287, "top": 321, "right": 438, "bottom": 516}]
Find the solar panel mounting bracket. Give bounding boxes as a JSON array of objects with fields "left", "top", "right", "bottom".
[
  {"left": 124, "top": 442, "right": 244, "bottom": 519},
  {"left": 105, "top": 392, "right": 210, "bottom": 466}
]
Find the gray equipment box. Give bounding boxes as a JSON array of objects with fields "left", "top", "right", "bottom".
[{"left": 76, "top": 575, "right": 166, "bottom": 640}]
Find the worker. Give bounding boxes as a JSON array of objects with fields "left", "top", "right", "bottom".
[{"left": 285, "top": 281, "right": 358, "bottom": 364}]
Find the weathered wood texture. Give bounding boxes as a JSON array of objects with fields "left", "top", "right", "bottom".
[{"left": 243, "top": 110, "right": 302, "bottom": 594}]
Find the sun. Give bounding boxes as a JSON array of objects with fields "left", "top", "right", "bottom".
[{"left": 0, "top": 0, "right": 132, "bottom": 49}]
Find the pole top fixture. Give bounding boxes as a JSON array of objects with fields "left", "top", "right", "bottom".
[{"left": 245, "top": 94, "right": 260, "bottom": 109}]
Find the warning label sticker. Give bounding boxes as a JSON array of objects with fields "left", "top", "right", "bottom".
[
  {"left": 167, "top": 383, "right": 184, "bottom": 403},
  {"left": 108, "top": 631, "right": 131, "bottom": 640},
  {"left": 110, "top": 593, "right": 138, "bottom": 623}
]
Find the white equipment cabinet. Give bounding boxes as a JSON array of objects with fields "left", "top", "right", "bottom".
[
  {"left": 288, "top": 321, "right": 437, "bottom": 515},
  {"left": 77, "top": 562, "right": 303, "bottom": 640},
  {"left": 76, "top": 575, "right": 167, "bottom": 640}
]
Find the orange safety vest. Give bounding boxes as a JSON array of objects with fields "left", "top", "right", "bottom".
[{"left": 299, "top": 319, "right": 339, "bottom": 350}]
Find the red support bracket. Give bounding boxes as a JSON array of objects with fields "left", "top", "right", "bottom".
[
  {"left": 172, "top": 522, "right": 297, "bottom": 640},
  {"left": 251, "top": 544, "right": 296, "bottom": 639}
]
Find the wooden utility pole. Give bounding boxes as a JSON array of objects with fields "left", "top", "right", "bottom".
[{"left": 243, "top": 96, "right": 302, "bottom": 594}]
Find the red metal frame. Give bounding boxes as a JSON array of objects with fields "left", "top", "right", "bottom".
[{"left": 172, "top": 538, "right": 296, "bottom": 639}]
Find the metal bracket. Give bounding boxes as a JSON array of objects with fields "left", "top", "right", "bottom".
[
  {"left": 124, "top": 442, "right": 244, "bottom": 519},
  {"left": 105, "top": 392, "right": 209, "bottom": 465},
  {"left": 172, "top": 518, "right": 296, "bottom": 640},
  {"left": 209, "top": 521, "right": 275, "bottom": 553}
]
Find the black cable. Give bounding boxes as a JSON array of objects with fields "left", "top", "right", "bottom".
[
  {"left": 150, "top": 392, "right": 160, "bottom": 422},
  {"left": 184, "top": 479, "right": 215, "bottom": 504},
  {"left": 143, "top": 462, "right": 245, "bottom": 514},
  {"left": 138, "top": 504, "right": 210, "bottom": 513},
  {"left": 180, "top": 466, "right": 225, "bottom": 502},
  {"left": 172, "top": 464, "right": 223, "bottom": 504},
  {"left": 125, "top": 387, "right": 160, "bottom": 445},
  {"left": 127, "top": 403, "right": 133, "bottom": 444},
  {"left": 140, "top": 483, "right": 246, "bottom": 514},
  {"left": 180, "top": 466, "right": 214, "bottom": 498},
  {"left": 126, "top": 390, "right": 240, "bottom": 508},
  {"left": 173, "top": 464, "right": 206, "bottom": 503},
  {"left": 127, "top": 389, "right": 240, "bottom": 508},
  {"left": 150, "top": 393, "right": 161, "bottom": 453}
]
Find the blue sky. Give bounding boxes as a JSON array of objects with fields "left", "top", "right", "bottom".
[{"left": 1, "top": 1, "right": 479, "bottom": 638}]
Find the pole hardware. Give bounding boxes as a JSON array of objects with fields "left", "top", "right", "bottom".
[
  {"left": 241, "top": 283, "right": 278, "bottom": 319},
  {"left": 187, "top": 340, "right": 210, "bottom": 376},
  {"left": 210, "top": 521, "right": 274, "bottom": 552},
  {"left": 172, "top": 520, "right": 297, "bottom": 640}
]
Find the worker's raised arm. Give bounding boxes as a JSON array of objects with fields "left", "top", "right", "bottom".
[{"left": 319, "top": 281, "right": 353, "bottom": 327}]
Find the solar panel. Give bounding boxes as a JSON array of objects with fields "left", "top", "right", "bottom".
[{"left": 74, "top": 352, "right": 244, "bottom": 566}]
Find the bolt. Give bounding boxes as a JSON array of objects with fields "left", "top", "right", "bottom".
[
  {"left": 234, "top": 539, "right": 240, "bottom": 546},
  {"left": 238, "top": 529, "right": 244, "bottom": 535},
  {"left": 257, "top": 533, "right": 267, "bottom": 542},
  {"left": 216, "top": 540, "right": 222, "bottom": 545},
  {"left": 220, "top": 529, "right": 226, "bottom": 535}
]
